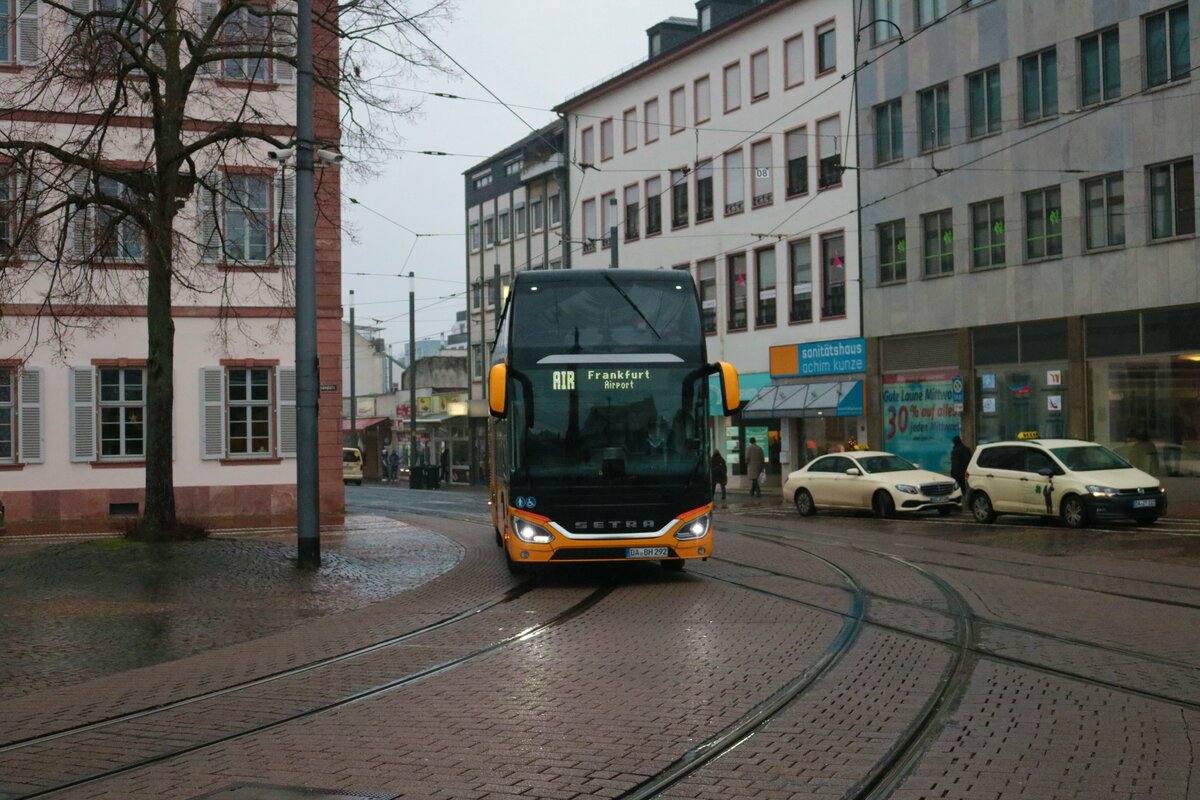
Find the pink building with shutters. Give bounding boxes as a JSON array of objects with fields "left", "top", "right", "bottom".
[{"left": 0, "top": 0, "right": 344, "bottom": 532}]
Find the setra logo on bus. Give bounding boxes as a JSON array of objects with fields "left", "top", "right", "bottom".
[{"left": 574, "top": 520, "right": 657, "bottom": 531}]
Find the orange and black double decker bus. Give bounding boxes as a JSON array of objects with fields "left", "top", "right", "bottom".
[{"left": 486, "top": 269, "right": 738, "bottom": 573}]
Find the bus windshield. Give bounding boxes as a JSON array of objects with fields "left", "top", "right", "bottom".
[
  {"left": 510, "top": 364, "right": 708, "bottom": 485},
  {"left": 510, "top": 275, "right": 703, "bottom": 360}
]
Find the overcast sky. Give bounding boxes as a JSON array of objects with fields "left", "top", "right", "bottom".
[{"left": 341, "top": 0, "right": 687, "bottom": 356}]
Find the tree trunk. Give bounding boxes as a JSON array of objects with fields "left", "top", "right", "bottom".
[{"left": 135, "top": 216, "right": 178, "bottom": 541}]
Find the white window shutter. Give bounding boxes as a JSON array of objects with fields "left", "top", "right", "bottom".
[
  {"left": 18, "top": 367, "right": 43, "bottom": 464},
  {"left": 273, "top": 9, "right": 295, "bottom": 84},
  {"left": 196, "top": 0, "right": 220, "bottom": 76},
  {"left": 274, "top": 170, "right": 295, "bottom": 264},
  {"left": 67, "top": 172, "right": 92, "bottom": 258},
  {"left": 199, "top": 366, "right": 225, "bottom": 459},
  {"left": 197, "top": 180, "right": 221, "bottom": 262},
  {"left": 276, "top": 366, "right": 296, "bottom": 458},
  {"left": 16, "top": 0, "right": 40, "bottom": 64},
  {"left": 69, "top": 366, "right": 97, "bottom": 462}
]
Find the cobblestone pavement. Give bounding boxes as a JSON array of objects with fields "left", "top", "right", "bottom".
[{"left": 1, "top": 485, "right": 1198, "bottom": 799}]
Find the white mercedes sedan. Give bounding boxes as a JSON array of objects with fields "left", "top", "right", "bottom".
[{"left": 783, "top": 451, "right": 962, "bottom": 518}]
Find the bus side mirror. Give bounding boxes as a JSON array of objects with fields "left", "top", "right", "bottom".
[
  {"left": 488, "top": 363, "right": 507, "bottom": 418},
  {"left": 716, "top": 361, "right": 739, "bottom": 417}
]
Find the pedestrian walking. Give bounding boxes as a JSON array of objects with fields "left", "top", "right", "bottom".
[
  {"left": 745, "top": 437, "right": 765, "bottom": 498},
  {"left": 710, "top": 449, "right": 727, "bottom": 500},
  {"left": 388, "top": 448, "right": 399, "bottom": 482},
  {"left": 439, "top": 444, "right": 451, "bottom": 484},
  {"left": 950, "top": 435, "right": 972, "bottom": 492}
]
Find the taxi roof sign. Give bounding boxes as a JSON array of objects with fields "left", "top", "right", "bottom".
[{"left": 1016, "top": 431, "right": 1040, "bottom": 440}]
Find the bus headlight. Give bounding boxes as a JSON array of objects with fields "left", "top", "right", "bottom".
[
  {"left": 675, "top": 513, "right": 711, "bottom": 541},
  {"left": 512, "top": 518, "right": 554, "bottom": 544}
]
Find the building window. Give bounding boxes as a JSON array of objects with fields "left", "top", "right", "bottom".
[
  {"left": 918, "top": 82, "right": 950, "bottom": 151},
  {"left": 600, "top": 118, "right": 614, "bottom": 161},
  {"left": 92, "top": 175, "right": 145, "bottom": 262},
  {"left": 785, "top": 127, "right": 808, "bottom": 196},
  {"left": 498, "top": 211, "right": 509, "bottom": 242},
  {"left": 549, "top": 194, "right": 561, "bottom": 226},
  {"left": 788, "top": 238, "right": 812, "bottom": 323},
  {"left": 700, "top": 4, "right": 711, "bottom": 31},
  {"left": 581, "top": 198, "right": 596, "bottom": 253},
  {"left": 227, "top": 367, "right": 272, "bottom": 456},
  {"left": 645, "top": 176, "right": 662, "bottom": 235},
  {"left": 624, "top": 184, "right": 640, "bottom": 240},
  {"left": 970, "top": 198, "right": 1006, "bottom": 268},
  {"left": 872, "top": 0, "right": 900, "bottom": 44},
  {"left": 471, "top": 279, "right": 481, "bottom": 310},
  {"left": 472, "top": 171, "right": 491, "bottom": 190},
  {"left": 1149, "top": 158, "right": 1196, "bottom": 240},
  {"left": 1084, "top": 173, "right": 1125, "bottom": 250},
  {"left": 784, "top": 33, "right": 804, "bottom": 88},
  {"left": 515, "top": 205, "right": 527, "bottom": 237},
  {"left": 878, "top": 219, "right": 906, "bottom": 284},
  {"left": 0, "top": 170, "right": 12, "bottom": 252},
  {"left": 874, "top": 100, "right": 902, "bottom": 164},
  {"left": 755, "top": 246, "right": 776, "bottom": 326},
  {"left": 580, "top": 126, "right": 594, "bottom": 165},
  {"left": 469, "top": 222, "right": 480, "bottom": 252},
  {"left": 222, "top": 6, "right": 269, "bottom": 81},
  {"left": 724, "top": 148, "right": 744, "bottom": 215},
  {"left": 1021, "top": 48, "right": 1058, "bottom": 123},
  {"left": 600, "top": 192, "right": 615, "bottom": 248},
  {"left": 645, "top": 98, "right": 660, "bottom": 144},
  {"left": 723, "top": 61, "right": 741, "bottom": 112},
  {"left": 922, "top": 209, "right": 954, "bottom": 276},
  {"left": 0, "top": 367, "right": 12, "bottom": 462},
  {"left": 1080, "top": 27, "right": 1120, "bottom": 106},
  {"left": 223, "top": 173, "right": 270, "bottom": 263},
  {"left": 623, "top": 108, "right": 638, "bottom": 151},
  {"left": 99, "top": 367, "right": 145, "bottom": 458},
  {"left": 816, "top": 21, "right": 836, "bottom": 74},
  {"left": 727, "top": 254, "right": 747, "bottom": 330},
  {"left": 695, "top": 76, "right": 711, "bottom": 124},
  {"left": 1024, "top": 186, "right": 1063, "bottom": 260},
  {"left": 751, "top": 139, "right": 773, "bottom": 208},
  {"left": 671, "top": 168, "right": 689, "bottom": 227},
  {"left": 916, "top": 0, "right": 947, "bottom": 26},
  {"left": 504, "top": 160, "right": 521, "bottom": 176},
  {"left": 820, "top": 233, "right": 845, "bottom": 318},
  {"left": 750, "top": 49, "right": 769, "bottom": 100},
  {"left": 699, "top": 259, "right": 717, "bottom": 333},
  {"left": 816, "top": 116, "right": 841, "bottom": 189},
  {"left": 670, "top": 86, "right": 685, "bottom": 134},
  {"left": 530, "top": 199, "right": 544, "bottom": 231},
  {"left": 967, "top": 66, "right": 1000, "bottom": 138},
  {"left": 483, "top": 217, "right": 495, "bottom": 245},
  {"left": 696, "top": 159, "right": 714, "bottom": 222},
  {"left": 1145, "top": 4, "right": 1190, "bottom": 89},
  {"left": 471, "top": 345, "right": 483, "bottom": 380}
]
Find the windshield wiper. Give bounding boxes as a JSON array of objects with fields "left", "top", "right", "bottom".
[{"left": 603, "top": 273, "right": 661, "bottom": 340}]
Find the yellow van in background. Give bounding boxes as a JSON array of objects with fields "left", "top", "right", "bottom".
[{"left": 343, "top": 447, "right": 364, "bottom": 485}]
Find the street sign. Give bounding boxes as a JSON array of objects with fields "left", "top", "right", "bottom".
[
  {"left": 951, "top": 376, "right": 964, "bottom": 405},
  {"left": 320, "top": 383, "right": 338, "bottom": 393}
]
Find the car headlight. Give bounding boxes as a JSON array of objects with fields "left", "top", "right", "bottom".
[
  {"left": 1159, "top": 486, "right": 1167, "bottom": 494},
  {"left": 895, "top": 484, "right": 918, "bottom": 494},
  {"left": 1085, "top": 485, "right": 1118, "bottom": 497},
  {"left": 512, "top": 518, "right": 554, "bottom": 544},
  {"left": 675, "top": 512, "right": 710, "bottom": 541}
]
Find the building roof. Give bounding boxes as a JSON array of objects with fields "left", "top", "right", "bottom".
[{"left": 462, "top": 119, "right": 564, "bottom": 175}]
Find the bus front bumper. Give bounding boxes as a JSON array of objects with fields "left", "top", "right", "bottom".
[{"left": 505, "top": 507, "right": 713, "bottom": 565}]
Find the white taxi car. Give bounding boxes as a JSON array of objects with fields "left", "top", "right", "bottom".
[
  {"left": 784, "top": 451, "right": 962, "bottom": 518},
  {"left": 965, "top": 438, "right": 1167, "bottom": 528}
]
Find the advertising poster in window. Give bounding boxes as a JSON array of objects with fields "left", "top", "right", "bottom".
[{"left": 881, "top": 369, "right": 960, "bottom": 474}]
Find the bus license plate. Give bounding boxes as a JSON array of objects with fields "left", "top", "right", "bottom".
[
  {"left": 627, "top": 547, "right": 670, "bottom": 559},
  {"left": 1132, "top": 499, "right": 1157, "bottom": 509}
]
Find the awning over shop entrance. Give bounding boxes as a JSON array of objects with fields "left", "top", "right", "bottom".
[
  {"left": 740, "top": 380, "right": 864, "bottom": 419},
  {"left": 341, "top": 416, "right": 388, "bottom": 432}
]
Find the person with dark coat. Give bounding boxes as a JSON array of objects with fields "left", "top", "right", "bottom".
[
  {"left": 711, "top": 449, "right": 728, "bottom": 500},
  {"left": 439, "top": 445, "right": 451, "bottom": 484},
  {"left": 950, "top": 435, "right": 972, "bottom": 492}
]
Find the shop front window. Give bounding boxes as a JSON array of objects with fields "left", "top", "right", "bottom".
[
  {"left": 1090, "top": 356, "right": 1200, "bottom": 478},
  {"left": 975, "top": 364, "right": 1069, "bottom": 444}
]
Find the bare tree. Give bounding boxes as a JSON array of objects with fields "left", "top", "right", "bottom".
[{"left": 0, "top": 0, "right": 452, "bottom": 539}]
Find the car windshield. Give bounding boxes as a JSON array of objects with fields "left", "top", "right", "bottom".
[
  {"left": 1050, "top": 445, "right": 1131, "bottom": 472},
  {"left": 856, "top": 454, "right": 919, "bottom": 474}
]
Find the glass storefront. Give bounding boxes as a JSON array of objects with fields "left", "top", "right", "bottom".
[
  {"left": 975, "top": 362, "right": 1069, "bottom": 443},
  {"left": 881, "top": 369, "right": 960, "bottom": 473},
  {"left": 1090, "top": 355, "right": 1200, "bottom": 478}
]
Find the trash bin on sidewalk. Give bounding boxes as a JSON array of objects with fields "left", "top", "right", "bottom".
[{"left": 410, "top": 466, "right": 440, "bottom": 490}]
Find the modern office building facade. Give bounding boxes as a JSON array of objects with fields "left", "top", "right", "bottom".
[{"left": 857, "top": 0, "right": 1198, "bottom": 482}]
